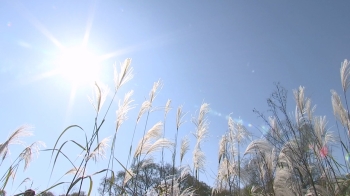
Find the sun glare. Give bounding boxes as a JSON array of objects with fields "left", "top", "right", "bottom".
[{"left": 56, "top": 46, "right": 101, "bottom": 86}]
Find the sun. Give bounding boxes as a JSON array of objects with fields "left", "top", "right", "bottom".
[{"left": 56, "top": 45, "right": 101, "bottom": 86}]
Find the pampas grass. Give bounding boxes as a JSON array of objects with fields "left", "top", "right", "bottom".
[
  {"left": 0, "top": 126, "right": 33, "bottom": 161},
  {"left": 7, "top": 57, "right": 350, "bottom": 196}
]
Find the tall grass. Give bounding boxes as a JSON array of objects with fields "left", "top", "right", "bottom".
[{"left": 3, "top": 58, "right": 350, "bottom": 196}]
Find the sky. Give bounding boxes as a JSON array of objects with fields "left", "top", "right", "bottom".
[{"left": 2, "top": 1, "right": 350, "bottom": 195}]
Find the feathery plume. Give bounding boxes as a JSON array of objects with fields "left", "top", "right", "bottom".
[
  {"left": 218, "top": 135, "right": 227, "bottom": 164},
  {"left": 140, "top": 157, "right": 155, "bottom": 168},
  {"left": 245, "top": 139, "right": 273, "bottom": 155},
  {"left": 180, "top": 136, "right": 190, "bottom": 163},
  {"left": 137, "top": 100, "right": 151, "bottom": 123},
  {"left": 233, "top": 120, "right": 249, "bottom": 143},
  {"left": 228, "top": 116, "right": 234, "bottom": 133},
  {"left": 341, "top": 59, "right": 350, "bottom": 92},
  {"left": 179, "top": 165, "right": 191, "bottom": 180},
  {"left": 193, "top": 103, "right": 209, "bottom": 128},
  {"left": 114, "top": 58, "right": 134, "bottom": 90},
  {"left": 193, "top": 145, "right": 206, "bottom": 173},
  {"left": 149, "top": 80, "right": 162, "bottom": 103},
  {"left": 116, "top": 90, "right": 134, "bottom": 130},
  {"left": 65, "top": 167, "right": 85, "bottom": 178},
  {"left": 123, "top": 169, "right": 134, "bottom": 186},
  {"left": 176, "top": 106, "right": 186, "bottom": 130},
  {"left": 20, "top": 141, "right": 45, "bottom": 171},
  {"left": 192, "top": 103, "right": 209, "bottom": 180},
  {"left": 193, "top": 122, "right": 209, "bottom": 144},
  {"left": 0, "top": 126, "right": 33, "bottom": 161},
  {"left": 269, "top": 116, "right": 280, "bottom": 139},
  {"left": 144, "top": 138, "right": 174, "bottom": 155},
  {"left": 87, "top": 137, "right": 110, "bottom": 162},
  {"left": 305, "top": 98, "right": 316, "bottom": 121},
  {"left": 164, "top": 99, "right": 172, "bottom": 117},
  {"left": 331, "top": 90, "right": 350, "bottom": 129},
  {"left": 88, "top": 81, "right": 109, "bottom": 113},
  {"left": 293, "top": 86, "right": 306, "bottom": 114},
  {"left": 314, "top": 116, "right": 327, "bottom": 145},
  {"left": 134, "top": 122, "right": 163, "bottom": 157}
]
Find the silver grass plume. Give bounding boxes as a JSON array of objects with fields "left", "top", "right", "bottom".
[
  {"left": 116, "top": 90, "right": 134, "bottom": 130},
  {"left": 331, "top": 90, "right": 350, "bottom": 130},
  {"left": 213, "top": 158, "right": 248, "bottom": 194},
  {"left": 341, "top": 59, "right": 350, "bottom": 92},
  {"left": 218, "top": 134, "right": 227, "bottom": 164},
  {"left": 176, "top": 106, "right": 186, "bottom": 130},
  {"left": 293, "top": 86, "right": 315, "bottom": 127},
  {"left": 305, "top": 98, "right": 316, "bottom": 121},
  {"left": 164, "top": 99, "right": 172, "bottom": 118},
  {"left": 0, "top": 126, "right": 33, "bottom": 161},
  {"left": 314, "top": 116, "right": 327, "bottom": 146},
  {"left": 144, "top": 138, "right": 174, "bottom": 155},
  {"left": 180, "top": 136, "right": 190, "bottom": 163},
  {"left": 245, "top": 139, "right": 273, "bottom": 156},
  {"left": 114, "top": 58, "right": 134, "bottom": 91},
  {"left": 136, "top": 81, "right": 162, "bottom": 123},
  {"left": 141, "top": 157, "right": 155, "bottom": 168},
  {"left": 149, "top": 80, "right": 162, "bottom": 104},
  {"left": 192, "top": 103, "right": 210, "bottom": 144},
  {"left": 232, "top": 119, "right": 250, "bottom": 143},
  {"left": 65, "top": 167, "right": 85, "bottom": 178},
  {"left": 193, "top": 123, "right": 209, "bottom": 145},
  {"left": 218, "top": 158, "right": 234, "bottom": 184},
  {"left": 269, "top": 116, "right": 281, "bottom": 140},
  {"left": 192, "top": 103, "right": 209, "bottom": 177},
  {"left": 20, "top": 141, "right": 45, "bottom": 171},
  {"left": 148, "top": 166, "right": 195, "bottom": 196},
  {"left": 137, "top": 100, "right": 151, "bottom": 123},
  {"left": 88, "top": 81, "right": 109, "bottom": 113},
  {"left": 273, "top": 164, "right": 295, "bottom": 196},
  {"left": 193, "top": 145, "right": 206, "bottom": 173},
  {"left": 293, "top": 86, "right": 306, "bottom": 115},
  {"left": 134, "top": 122, "right": 163, "bottom": 157},
  {"left": 87, "top": 137, "right": 110, "bottom": 162},
  {"left": 280, "top": 140, "right": 301, "bottom": 166},
  {"left": 228, "top": 115, "right": 234, "bottom": 133},
  {"left": 123, "top": 169, "right": 134, "bottom": 186},
  {"left": 312, "top": 116, "right": 336, "bottom": 158},
  {"left": 193, "top": 103, "right": 210, "bottom": 129},
  {"left": 179, "top": 165, "right": 191, "bottom": 180}
]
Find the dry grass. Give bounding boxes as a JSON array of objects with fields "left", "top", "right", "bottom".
[{"left": 4, "top": 58, "right": 350, "bottom": 196}]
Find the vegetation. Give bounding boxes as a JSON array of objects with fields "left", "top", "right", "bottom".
[{"left": 2, "top": 58, "right": 350, "bottom": 195}]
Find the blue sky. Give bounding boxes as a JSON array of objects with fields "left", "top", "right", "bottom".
[{"left": 1, "top": 1, "right": 350, "bottom": 195}]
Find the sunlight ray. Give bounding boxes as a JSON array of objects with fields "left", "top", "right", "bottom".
[
  {"left": 82, "top": 0, "right": 97, "bottom": 47},
  {"left": 100, "top": 31, "right": 184, "bottom": 61},
  {"left": 65, "top": 85, "right": 78, "bottom": 123},
  {"left": 11, "top": 1, "right": 64, "bottom": 50}
]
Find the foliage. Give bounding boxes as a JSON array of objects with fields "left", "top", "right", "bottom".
[
  {"left": 39, "top": 192, "right": 55, "bottom": 196},
  {"left": 98, "top": 161, "right": 212, "bottom": 196}
]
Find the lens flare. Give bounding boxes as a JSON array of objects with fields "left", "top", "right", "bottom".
[{"left": 346, "top": 153, "right": 350, "bottom": 162}]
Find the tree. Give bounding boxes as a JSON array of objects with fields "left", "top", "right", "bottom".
[
  {"left": 40, "top": 192, "right": 55, "bottom": 196},
  {"left": 98, "top": 161, "right": 211, "bottom": 196},
  {"left": 98, "top": 161, "right": 176, "bottom": 195},
  {"left": 180, "top": 174, "right": 211, "bottom": 196},
  {"left": 59, "top": 191, "right": 86, "bottom": 196}
]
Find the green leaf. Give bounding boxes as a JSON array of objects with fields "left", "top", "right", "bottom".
[
  {"left": 1, "top": 166, "right": 12, "bottom": 190},
  {"left": 36, "top": 182, "right": 66, "bottom": 195},
  {"left": 51, "top": 125, "right": 85, "bottom": 162}
]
